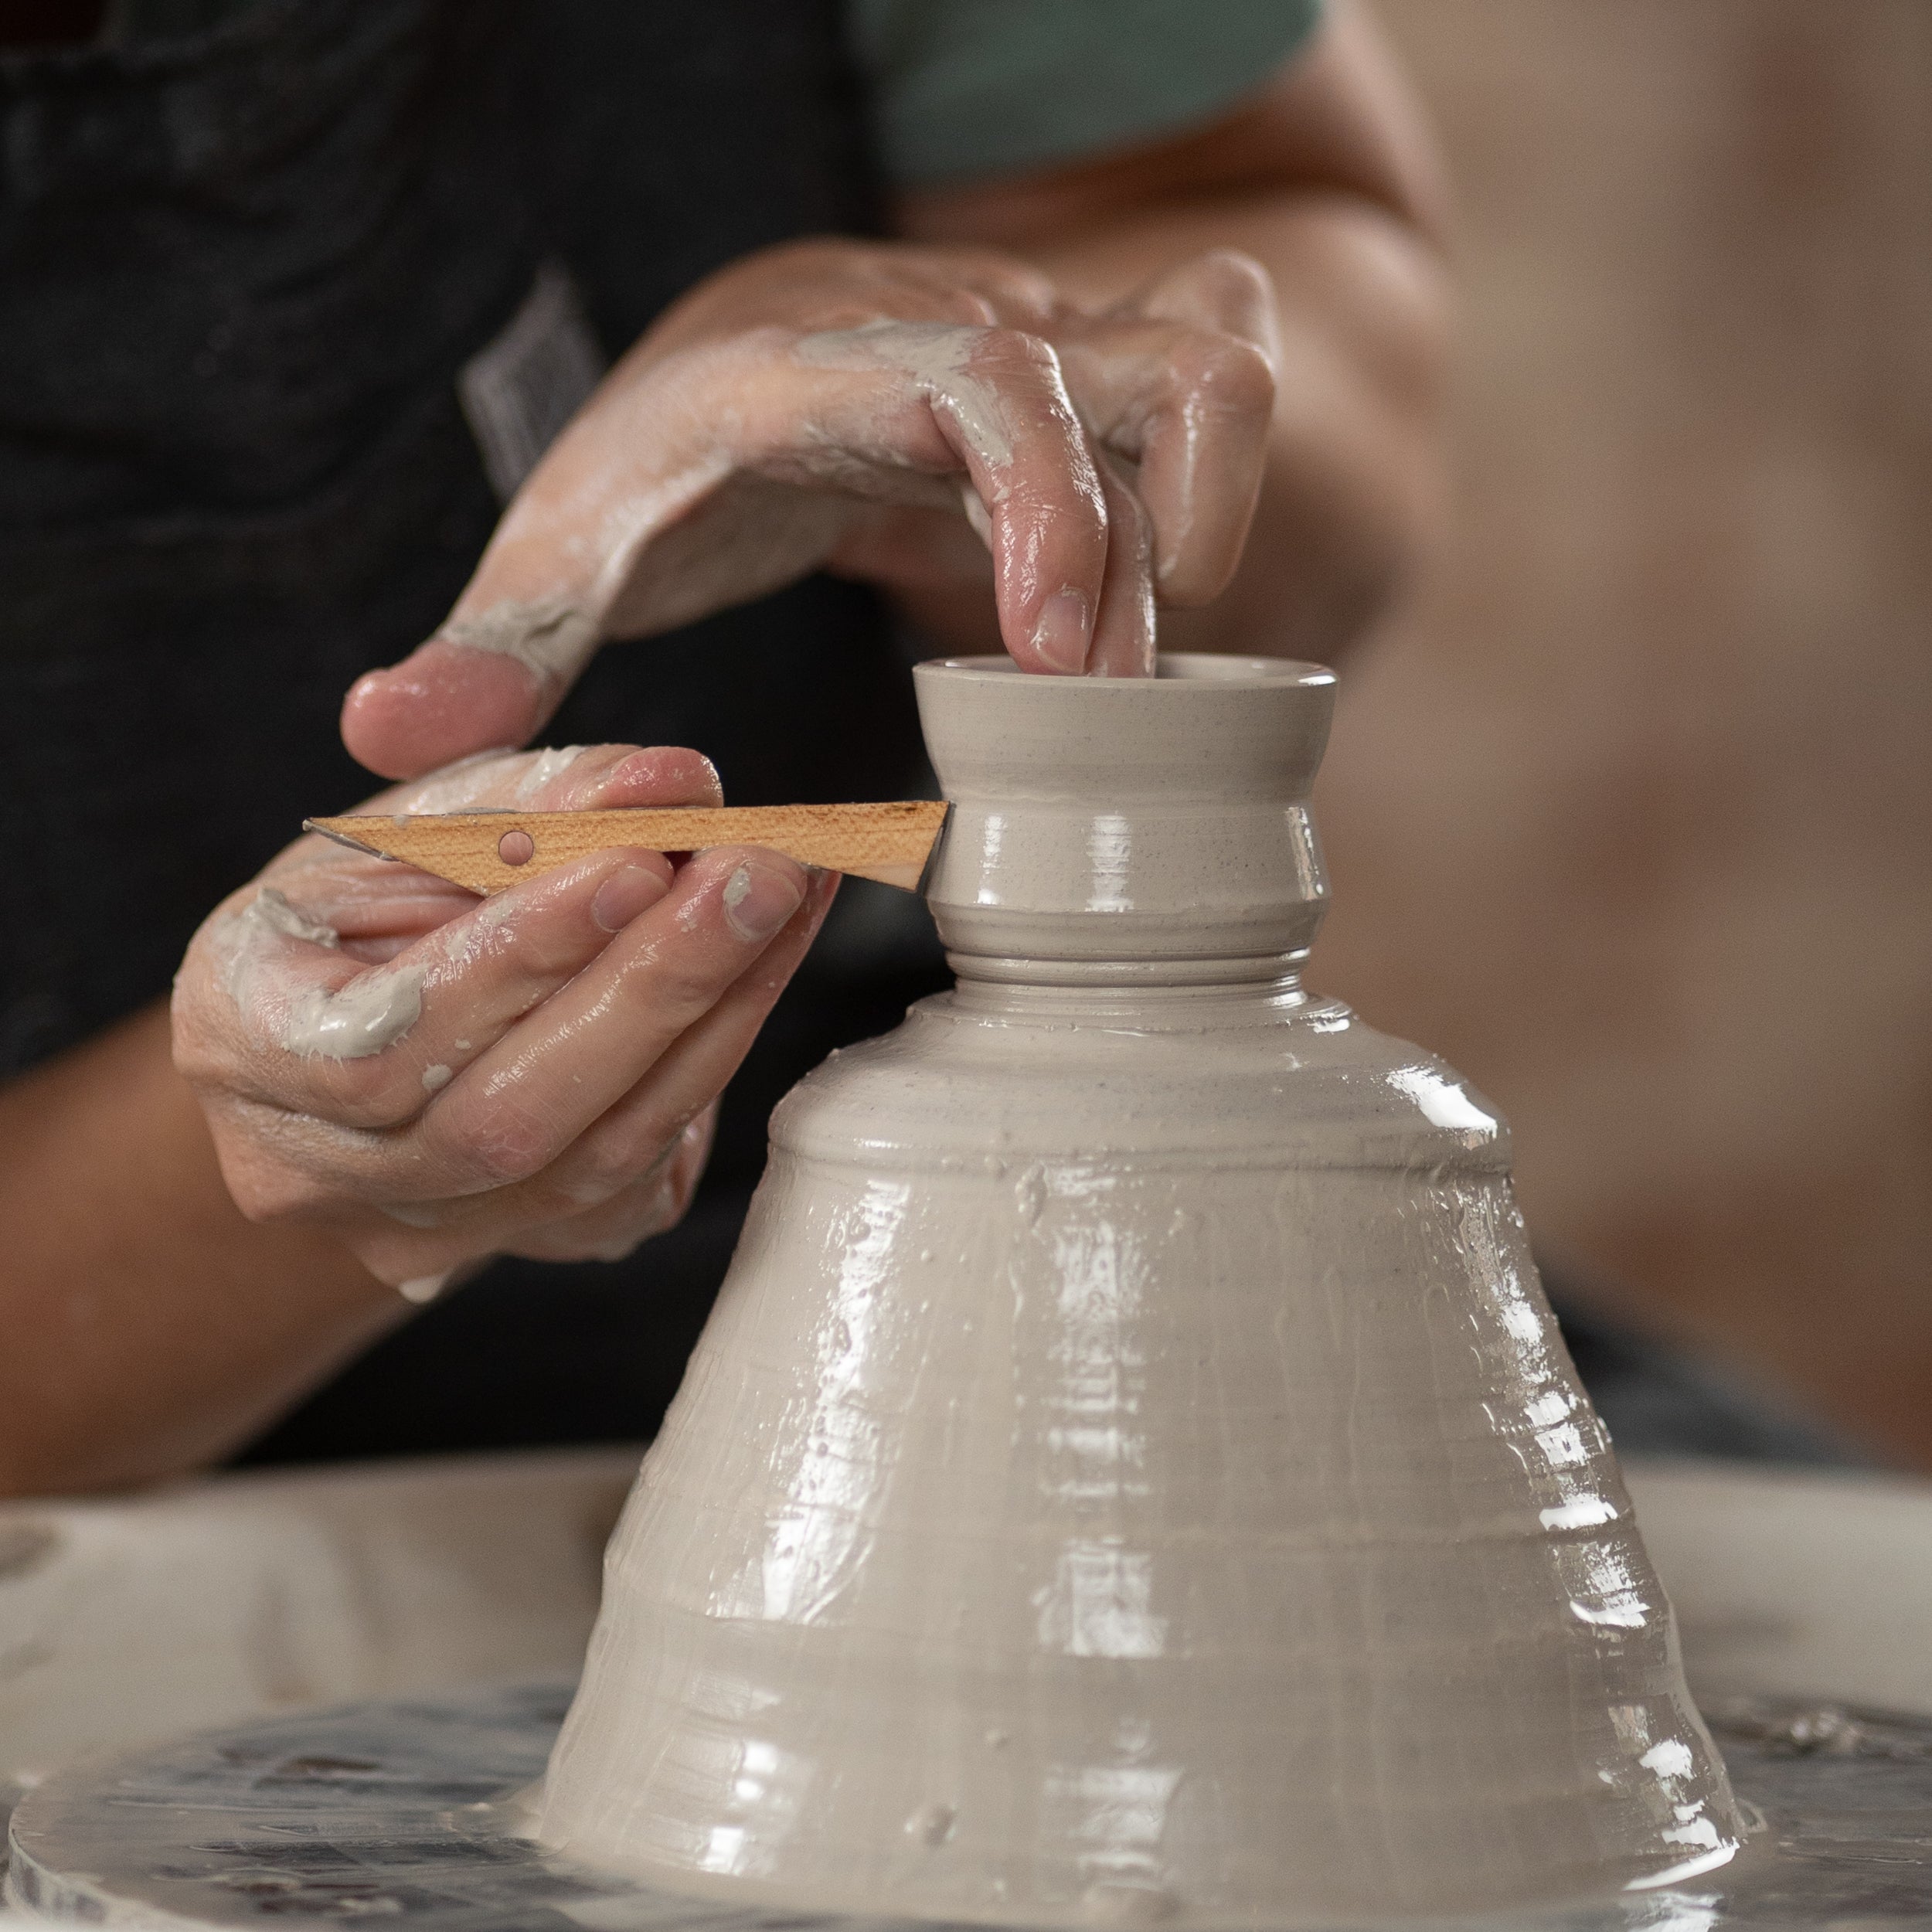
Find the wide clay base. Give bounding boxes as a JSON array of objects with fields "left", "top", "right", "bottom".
[{"left": 11, "top": 1679, "right": 1932, "bottom": 1932}]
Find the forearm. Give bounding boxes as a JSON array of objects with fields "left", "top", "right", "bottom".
[{"left": 0, "top": 1002, "right": 399, "bottom": 1496}]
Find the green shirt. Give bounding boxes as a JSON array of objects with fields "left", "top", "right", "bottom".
[{"left": 848, "top": 0, "right": 1325, "bottom": 186}]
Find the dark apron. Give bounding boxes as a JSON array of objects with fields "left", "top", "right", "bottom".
[{"left": 0, "top": 0, "right": 947, "bottom": 1459}]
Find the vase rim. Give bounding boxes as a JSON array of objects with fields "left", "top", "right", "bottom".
[{"left": 917, "top": 652, "right": 1335, "bottom": 692}]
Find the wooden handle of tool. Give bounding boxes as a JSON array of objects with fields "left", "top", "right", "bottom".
[{"left": 304, "top": 800, "right": 949, "bottom": 896}]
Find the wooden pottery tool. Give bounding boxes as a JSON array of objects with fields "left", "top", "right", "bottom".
[{"left": 304, "top": 799, "right": 950, "bottom": 896}]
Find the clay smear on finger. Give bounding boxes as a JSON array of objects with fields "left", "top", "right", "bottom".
[
  {"left": 435, "top": 594, "right": 600, "bottom": 691},
  {"left": 794, "top": 321, "right": 1022, "bottom": 489},
  {"left": 794, "top": 321, "right": 1128, "bottom": 678},
  {"left": 216, "top": 886, "right": 425, "bottom": 1061},
  {"left": 386, "top": 750, "right": 529, "bottom": 816},
  {"left": 512, "top": 744, "right": 587, "bottom": 801},
  {"left": 383, "top": 743, "right": 633, "bottom": 819}
]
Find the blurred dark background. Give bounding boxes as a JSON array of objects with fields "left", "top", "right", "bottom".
[{"left": 1308, "top": 1, "right": 1932, "bottom": 1466}]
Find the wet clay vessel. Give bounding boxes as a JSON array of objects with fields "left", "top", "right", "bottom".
[{"left": 536, "top": 657, "right": 1744, "bottom": 1926}]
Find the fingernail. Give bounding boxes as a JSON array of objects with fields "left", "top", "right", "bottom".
[
  {"left": 593, "top": 863, "right": 670, "bottom": 933},
  {"left": 1029, "top": 589, "right": 1091, "bottom": 674},
  {"left": 611, "top": 746, "right": 724, "bottom": 805},
  {"left": 723, "top": 862, "right": 804, "bottom": 941}
]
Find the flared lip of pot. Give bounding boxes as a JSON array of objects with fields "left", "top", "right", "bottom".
[{"left": 914, "top": 652, "right": 1336, "bottom": 693}]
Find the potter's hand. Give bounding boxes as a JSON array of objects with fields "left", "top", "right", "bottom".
[
  {"left": 341, "top": 240, "right": 1278, "bottom": 778},
  {"left": 172, "top": 747, "right": 833, "bottom": 1291}
]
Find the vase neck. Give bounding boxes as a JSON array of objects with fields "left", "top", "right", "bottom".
[{"left": 913, "top": 655, "right": 1338, "bottom": 979}]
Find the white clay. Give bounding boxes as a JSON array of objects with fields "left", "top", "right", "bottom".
[
  {"left": 217, "top": 886, "right": 424, "bottom": 1061},
  {"left": 513, "top": 744, "right": 587, "bottom": 801},
  {"left": 794, "top": 321, "right": 1020, "bottom": 473},
  {"left": 241, "top": 885, "right": 341, "bottom": 952},
  {"left": 536, "top": 657, "right": 1744, "bottom": 1926},
  {"left": 391, "top": 750, "right": 529, "bottom": 816},
  {"left": 437, "top": 594, "right": 600, "bottom": 689},
  {"left": 213, "top": 888, "right": 325, "bottom": 1026},
  {"left": 278, "top": 966, "right": 423, "bottom": 1060}
]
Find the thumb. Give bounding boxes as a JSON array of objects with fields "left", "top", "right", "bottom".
[
  {"left": 342, "top": 354, "right": 638, "bottom": 780},
  {"left": 341, "top": 594, "right": 597, "bottom": 781}
]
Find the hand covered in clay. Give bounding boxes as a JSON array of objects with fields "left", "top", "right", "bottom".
[
  {"left": 172, "top": 746, "right": 833, "bottom": 1295},
  {"left": 343, "top": 240, "right": 1280, "bottom": 778}
]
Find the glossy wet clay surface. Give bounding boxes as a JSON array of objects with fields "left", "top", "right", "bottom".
[
  {"left": 10, "top": 1679, "right": 1930, "bottom": 1930},
  {"left": 533, "top": 659, "right": 1743, "bottom": 1924}
]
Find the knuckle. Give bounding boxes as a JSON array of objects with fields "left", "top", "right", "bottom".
[
  {"left": 981, "top": 325, "right": 1063, "bottom": 382},
  {"left": 305, "top": 1056, "right": 425, "bottom": 1132},
  {"left": 573, "top": 1114, "right": 683, "bottom": 1207},
  {"left": 434, "top": 1094, "right": 557, "bottom": 1188},
  {"left": 169, "top": 984, "right": 251, "bottom": 1091},
  {"left": 474, "top": 1124, "right": 554, "bottom": 1189},
  {"left": 203, "top": 1090, "right": 421, "bottom": 1226},
  {"left": 168, "top": 1025, "right": 227, "bottom": 1090},
  {"left": 1192, "top": 246, "right": 1274, "bottom": 308},
  {"left": 978, "top": 264, "right": 1056, "bottom": 317},
  {"left": 563, "top": 1141, "right": 645, "bottom": 1210},
  {"left": 622, "top": 944, "right": 730, "bottom": 1028},
  {"left": 172, "top": 1015, "right": 420, "bottom": 1133},
  {"left": 508, "top": 904, "right": 604, "bottom": 979},
  {"left": 222, "top": 1173, "right": 281, "bottom": 1223},
  {"left": 1185, "top": 335, "right": 1276, "bottom": 418}
]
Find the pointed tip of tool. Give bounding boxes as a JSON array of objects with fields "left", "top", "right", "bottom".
[{"left": 304, "top": 817, "right": 393, "bottom": 862}]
